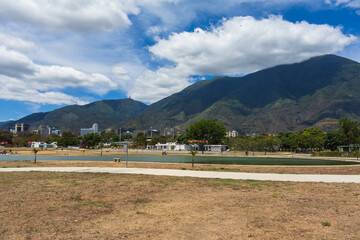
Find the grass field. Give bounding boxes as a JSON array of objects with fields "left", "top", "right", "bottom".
[{"left": 0, "top": 171, "right": 359, "bottom": 239}]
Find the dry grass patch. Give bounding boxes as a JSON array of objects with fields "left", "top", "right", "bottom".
[{"left": 0, "top": 172, "right": 359, "bottom": 239}]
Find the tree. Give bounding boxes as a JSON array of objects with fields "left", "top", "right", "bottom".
[
  {"left": 134, "top": 132, "right": 147, "bottom": 148},
  {"left": 32, "top": 148, "right": 39, "bottom": 163},
  {"left": 82, "top": 133, "right": 102, "bottom": 148},
  {"left": 0, "top": 130, "right": 13, "bottom": 143},
  {"left": 297, "top": 127, "right": 325, "bottom": 153},
  {"left": 324, "top": 131, "right": 343, "bottom": 151},
  {"left": 338, "top": 118, "right": 360, "bottom": 151},
  {"left": 149, "top": 135, "right": 168, "bottom": 145},
  {"left": 186, "top": 119, "right": 226, "bottom": 144},
  {"left": 174, "top": 134, "right": 189, "bottom": 144},
  {"left": 58, "top": 131, "right": 79, "bottom": 147},
  {"left": 102, "top": 132, "right": 119, "bottom": 142},
  {"left": 278, "top": 132, "right": 299, "bottom": 151},
  {"left": 189, "top": 148, "right": 197, "bottom": 168}
]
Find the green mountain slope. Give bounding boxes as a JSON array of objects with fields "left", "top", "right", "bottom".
[
  {"left": 121, "top": 54, "right": 360, "bottom": 133},
  {"left": 0, "top": 98, "right": 148, "bottom": 133}
]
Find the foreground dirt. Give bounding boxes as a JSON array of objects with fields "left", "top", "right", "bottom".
[
  {"left": 2, "top": 160, "right": 360, "bottom": 175},
  {"left": 0, "top": 172, "right": 359, "bottom": 240}
]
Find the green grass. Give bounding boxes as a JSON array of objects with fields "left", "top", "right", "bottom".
[{"left": 321, "top": 221, "right": 331, "bottom": 227}]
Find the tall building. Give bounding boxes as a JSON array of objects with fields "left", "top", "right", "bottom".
[
  {"left": 15, "top": 123, "right": 30, "bottom": 134},
  {"left": 227, "top": 130, "right": 239, "bottom": 138},
  {"left": 80, "top": 123, "right": 99, "bottom": 137},
  {"left": 163, "top": 127, "right": 174, "bottom": 138}
]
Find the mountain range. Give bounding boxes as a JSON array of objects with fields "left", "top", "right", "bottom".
[
  {"left": 2, "top": 54, "right": 360, "bottom": 134},
  {"left": 0, "top": 98, "right": 147, "bottom": 134}
]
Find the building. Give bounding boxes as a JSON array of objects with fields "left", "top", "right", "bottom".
[
  {"left": 32, "top": 126, "right": 61, "bottom": 136},
  {"left": 80, "top": 123, "right": 99, "bottom": 137},
  {"left": 227, "top": 130, "right": 239, "bottom": 138},
  {"left": 15, "top": 123, "right": 30, "bottom": 134},
  {"left": 163, "top": 127, "right": 174, "bottom": 138},
  {"left": 337, "top": 145, "right": 360, "bottom": 152},
  {"left": 30, "top": 142, "right": 58, "bottom": 148},
  {"left": 154, "top": 142, "right": 193, "bottom": 151},
  {"left": 204, "top": 145, "right": 229, "bottom": 152},
  {"left": 147, "top": 128, "right": 159, "bottom": 138}
]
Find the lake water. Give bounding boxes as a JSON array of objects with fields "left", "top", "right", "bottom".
[{"left": 0, "top": 155, "right": 359, "bottom": 165}]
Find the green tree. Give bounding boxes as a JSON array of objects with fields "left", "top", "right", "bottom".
[
  {"left": 185, "top": 119, "right": 226, "bottom": 144},
  {"left": 174, "top": 134, "right": 189, "bottom": 144},
  {"left": 338, "top": 118, "right": 360, "bottom": 151},
  {"left": 0, "top": 130, "right": 13, "bottom": 143},
  {"left": 278, "top": 132, "right": 299, "bottom": 151},
  {"left": 82, "top": 133, "right": 102, "bottom": 147},
  {"left": 297, "top": 127, "right": 325, "bottom": 153},
  {"left": 134, "top": 132, "right": 147, "bottom": 148},
  {"left": 102, "top": 132, "right": 119, "bottom": 143},
  {"left": 149, "top": 135, "right": 168, "bottom": 145},
  {"left": 32, "top": 148, "right": 39, "bottom": 163},
  {"left": 189, "top": 148, "right": 197, "bottom": 168},
  {"left": 58, "top": 131, "right": 79, "bottom": 147},
  {"left": 324, "top": 131, "right": 343, "bottom": 151},
  {"left": 12, "top": 136, "right": 28, "bottom": 147}
]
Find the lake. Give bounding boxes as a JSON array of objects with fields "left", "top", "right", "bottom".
[{"left": 0, "top": 155, "right": 359, "bottom": 165}]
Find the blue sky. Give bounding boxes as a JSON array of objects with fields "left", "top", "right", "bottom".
[{"left": 0, "top": 0, "right": 360, "bottom": 121}]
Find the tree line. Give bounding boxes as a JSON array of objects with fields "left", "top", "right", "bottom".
[{"left": 1, "top": 117, "right": 359, "bottom": 152}]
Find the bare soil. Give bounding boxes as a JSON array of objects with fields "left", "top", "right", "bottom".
[
  {"left": 0, "top": 171, "right": 359, "bottom": 239},
  {"left": 2, "top": 160, "right": 360, "bottom": 175}
]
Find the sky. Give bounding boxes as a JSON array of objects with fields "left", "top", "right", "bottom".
[{"left": 0, "top": 0, "right": 360, "bottom": 121}]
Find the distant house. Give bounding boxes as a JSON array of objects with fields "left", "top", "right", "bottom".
[
  {"left": 30, "top": 142, "right": 58, "bottom": 148},
  {"left": 204, "top": 145, "right": 229, "bottom": 152},
  {"left": 80, "top": 123, "right": 99, "bottom": 137},
  {"left": 337, "top": 145, "right": 360, "bottom": 152},
  {"left": 154, "top": 142, "right": 193, "bottom": 151},
  {"left": 152, "top": 142, "right": 228, "bottom": 152}
]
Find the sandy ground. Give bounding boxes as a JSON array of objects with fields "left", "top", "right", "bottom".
[
  {"left": 2, "top": 160, "right": 360, "bottom": 175},
  {"left": 0, "top": 171, "right": 359, "bottom": 239}
]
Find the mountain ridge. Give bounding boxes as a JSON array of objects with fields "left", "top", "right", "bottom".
[
  {"left": 2, "top": 54, "right": 360, "bottom": 134},
  {"left": 0, "top": 98, "right": 148, "bottom": 133}
]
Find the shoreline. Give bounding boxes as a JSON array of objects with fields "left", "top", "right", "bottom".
[
  {"left": 2, "top": 160, "right": 360, "bottom": 175},
  {"left": 2, "top": 147, "right": 360, "bottom": 162}
]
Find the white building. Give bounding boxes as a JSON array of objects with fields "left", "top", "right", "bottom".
[
  {"left": 204, "top": 145, "right": 229, "bottom": 152},
  {"left": 227, "top": 130, "right": 239, "bottom": 137},
  {"left": 80, "top": 123, "right": 99, "bottom": 137},
  {"left": 154, "top": 142, "right": 193, "bottom": 151},
  {"left": 31, "top": 142, "right": 58, "bottom": 148}
]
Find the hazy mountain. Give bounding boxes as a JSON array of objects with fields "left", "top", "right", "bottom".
[
  {"left": 0, "top": 98, "right": 148, "bottom": 133},
  {"left": 120, "top": 54, "right": 360, "bottom": 133}
]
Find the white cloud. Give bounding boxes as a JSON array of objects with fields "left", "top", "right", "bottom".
[
  {"left": 328, "top": 0, "right": 360, "bottom": 13},
  {"left": 129, "top": 15, "right": 356, "bottom": 103},
  {"left": 0, "top": 33, "right": 119, "bottom": 105},
  {"left": 0, "top": 32, "right": 37, "bottom": 52},
  {"left": 0, "top": 0, "right": 177, "bottom": 32},
  {"left": 127, "top": 66, "right": 191, "bottom": 103}
]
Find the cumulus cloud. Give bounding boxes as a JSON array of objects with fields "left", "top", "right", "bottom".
[
  {"left": 0, "top": 33, "right": 118, "bottom": 105},
  {"left": 327, "top": 0, "right": 360, "bottom": 13},
  {"left": 129, "top": 15, "right": 357, "bottom": 103},
  {"left": 0, "top": 32, "right": 37, "bottom": 52},
  {"left": 0, "top": 0, "right": 177, "bottom": 32}
]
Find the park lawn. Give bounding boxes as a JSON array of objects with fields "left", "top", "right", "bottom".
[
  {"left": 2, "top": 160, "right": 360, "bottom": 175},
  {"left": 0, "top": 172, "right": 359, "bottom": 239}
]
